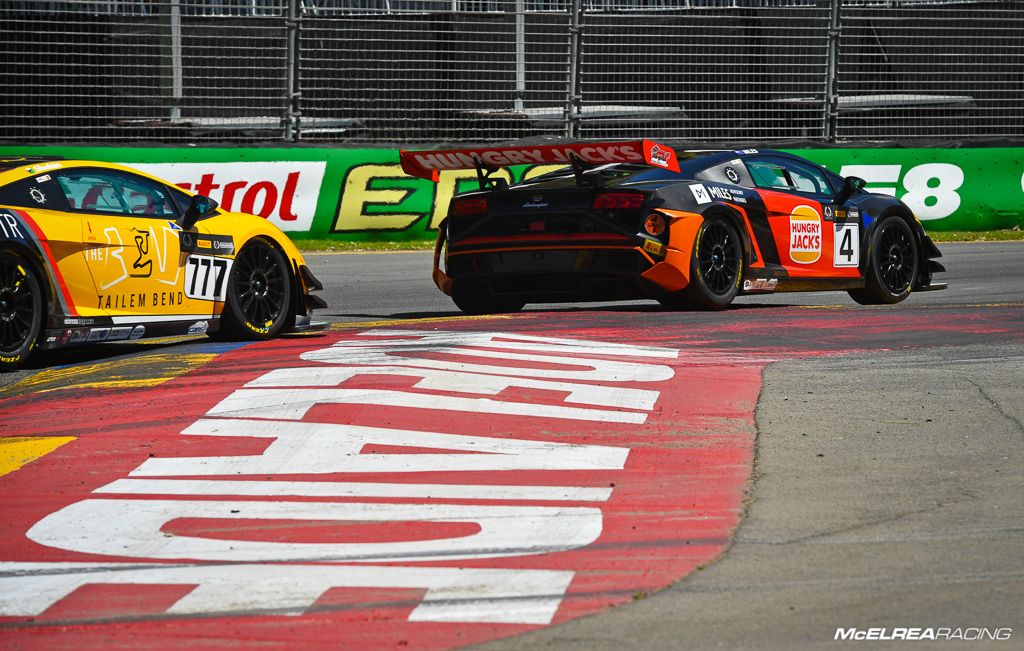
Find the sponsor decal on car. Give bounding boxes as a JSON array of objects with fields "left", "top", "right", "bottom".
[
  {"left": 97, "top": 291, "right": 185, "bottom": 310},
  {"left": 106, "top": 326, "right": 134, "bottom": 341},
  {"left": 789, "top": 205, "right": 822, "bottom": 264},
  {"left": 88, "top": 223, "right": 182, "bottom": 291},
  {"left": 187, "top": 320, "right": 210, "bottom": 335},
  {"left": 25, "top": 162, "right": 62, "bottom": 174},
  {"left": 743, "top": 278, "right": 778, "bottom": 292},
  {"left": 642, "top": 238, "right": 666, "bottom": 257},
  {"left": 689, "top": 184, "right": 712, "bottom": 205},
  {"left": 180, "top": 233, "right": 235, "bottom": 256},
  {"left": 86, "top": 328, "right": 110, "bottom": 342},
  {"left": 707, "top": 186, "right": 733, "bottom": 201},
  {"left": 648, "top": 144, "right": 672, "bottom": 168},
  {"left": 0, "top": 211, "right": 26, "bottom": 240}
]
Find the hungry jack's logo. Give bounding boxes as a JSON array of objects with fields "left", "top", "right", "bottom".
[{"left": 789, "top": 205, "right": 822, "bottom": 264}]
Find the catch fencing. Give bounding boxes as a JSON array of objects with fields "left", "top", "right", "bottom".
[{"left": 1, "top": 0, "right": 1022, "bottom": 144}]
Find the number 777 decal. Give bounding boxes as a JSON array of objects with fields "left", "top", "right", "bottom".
[
  {"left": 833, "top": 223, "right": 860, "bottom": 267},
  {"left": 185, "top": 255, "right": 233, "bottom": 301}
]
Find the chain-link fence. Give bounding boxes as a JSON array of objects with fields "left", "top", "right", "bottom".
[{"left": 1, "top": 0, "right": 1021, "bottom": 144}]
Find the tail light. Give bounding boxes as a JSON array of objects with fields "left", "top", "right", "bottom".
[
  {"left": 643, "top": 213, "right": 667, "bottom": 237},
  {"left": 450, "top": 196, "right": 488, "bottom": 217},
  {"left": 592, "top": 192, "right": 644, "bottom": 211}
]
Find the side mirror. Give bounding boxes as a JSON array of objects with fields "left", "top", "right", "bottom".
[
  {"left": 180, "top": 194, "right": 218, "bottom": 231},
  {"left": 835, "top": 176, "right": 866, "bottom": 204}
]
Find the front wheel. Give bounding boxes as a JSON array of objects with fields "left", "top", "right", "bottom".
[
  {"left": 0, "top": 250, "right": 44, "bottom": 371},
  {"left": 215, "top": 238, "right": 293, "bottom": 340},
  {"left": 848, "top": 215, "right": 918, "bottom": 305},
  {"left": 660, "top": 217, "right": 743, "bottom": 310}
]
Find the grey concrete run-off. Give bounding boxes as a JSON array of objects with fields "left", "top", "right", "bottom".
[{"left": 475, "top": 343, "right": 1024, "bottom": 650}]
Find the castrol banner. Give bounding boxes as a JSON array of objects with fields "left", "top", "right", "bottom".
[{"left": 128, "top": 162, "right": 326, "bottom": 233}]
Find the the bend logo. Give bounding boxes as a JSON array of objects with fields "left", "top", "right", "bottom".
[{"left": 789, "top": 205, "right": 822, "bottom": 264}]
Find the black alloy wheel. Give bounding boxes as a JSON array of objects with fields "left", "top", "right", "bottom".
[
  {"left": 849, "top": 215, "right": 918, "bottom": 305},
  {"left": 696, "top": 219, "right": 741, "bottom": 296},
  {"left": 216, "top": 239, "right": 292, "bottom": 339},
  {"left": 0, "top": 250, "right": 43, "bottom": 370},
  {"left": 659, "top": 216, "right": 743, "bottom": 310}
]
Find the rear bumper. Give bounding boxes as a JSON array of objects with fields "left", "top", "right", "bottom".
[{"left": 436, "top": 242, "right": 692, "bottom": 302}]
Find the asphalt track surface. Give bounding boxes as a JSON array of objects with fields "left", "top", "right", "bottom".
[{"left": 0, "top": 242, "right": 1022, "bottom": 649}]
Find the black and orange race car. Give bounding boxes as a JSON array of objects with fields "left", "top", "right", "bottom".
[
  {"left": 400, "top": 140, "right": 945, "bottom": 314},
  {"left": 0, "top": 158, "right": 326, "bottom": 370}
]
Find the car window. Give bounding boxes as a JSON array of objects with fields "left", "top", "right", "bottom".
[
  {"left": 745, "top": 160, "right": 791, "bottom": 190},
  {"left": 56, "top": 170, "right": 179, "bottom": 218},
  {"left": 696, "top": 159, "right": 754, "bottom": 186},
  {"left": 0, "top": 174, "right": 71, "bottom": 211},
  {"left": 746, "top": 157, "right": 833, "bottom": 197}
]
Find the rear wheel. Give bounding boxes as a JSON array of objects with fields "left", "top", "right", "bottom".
[
  {"left": 215, "top": 238, "right": 292, "bottom": 339},
  {"left": 848, "top": 215, "right": 918, "bottom": 305},
  {"left": 0, "top": 250, "right": 43, "bottom": 371},
  {"left": 660, "top": 217, "right": 743, "bottom": 310}
]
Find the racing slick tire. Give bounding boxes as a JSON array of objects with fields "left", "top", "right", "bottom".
[
  {"left": 848, "top": 215, "right": 918, "bottom": 305},
  {"left": 451, "top": 284, "right": 526, "bottom": 316},
  {"left": 0, "top": 249, "right": 44, "bottom": 371},
  {"left": 213, "top": 238, "right": 293, "bottom": 340},
  {"left": 659, "top": 216, "right": 743, "bottom": 311}
]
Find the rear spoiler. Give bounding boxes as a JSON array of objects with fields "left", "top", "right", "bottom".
[{"left": 399, "top": 139, "right": 680, "bottom": 183}]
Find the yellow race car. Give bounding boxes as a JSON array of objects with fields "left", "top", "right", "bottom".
[{"left": 0, "top": 157, "right": 327, "bottom": 370}]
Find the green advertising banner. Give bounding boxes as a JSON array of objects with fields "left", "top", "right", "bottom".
[
  {"left": 2, "top": 145, "right": 1021, "bottom": 238},
  {"left": 793, "top": 148, "right": 1024, "bottom": 232}
]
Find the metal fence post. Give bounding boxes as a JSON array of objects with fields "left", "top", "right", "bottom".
[
  {"left": 822, "top": 0, "right": 841, "bottom": 142},
  {"left": 285, "top": 0, "right": 301, "bottom": 141},
  {"left": 158, "top": 0, "right": 183, "bottom": 122},
  {"left": 515, "top": 0, "right": 525, "bottom": 113},
  {"left": 565, "top": 0, "right": 583, "bottom": 139}
]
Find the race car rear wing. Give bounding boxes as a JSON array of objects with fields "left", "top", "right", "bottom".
[{"left": 399, "top": 140, "right": 680, "bottom": 185}]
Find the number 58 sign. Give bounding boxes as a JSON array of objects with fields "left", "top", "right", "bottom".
[{"left": 839, "top": 163, "right": 964, "bottom": 221}]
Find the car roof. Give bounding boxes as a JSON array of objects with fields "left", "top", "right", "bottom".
[{"left": 0, "top": 156, "right": 65, "bottom": 174}]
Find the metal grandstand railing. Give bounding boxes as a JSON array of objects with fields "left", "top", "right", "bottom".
[{"left": 0, "top": 0, "right": 1020, "bottom": 143}]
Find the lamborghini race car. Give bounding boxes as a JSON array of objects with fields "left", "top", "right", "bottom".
[
  {"left": 400, "top": 141, "right": 946, "bottom": 314},
  {"left": 0, "top": 158, "right": 326, "bottom": 370}
]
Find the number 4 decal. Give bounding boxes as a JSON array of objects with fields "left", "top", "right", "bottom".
[
  {"left": 185, "top": 255, "right": 232, "bottom": 301},
  {"left": 834, "top": 223, "right": 859, "bottom": 267}
]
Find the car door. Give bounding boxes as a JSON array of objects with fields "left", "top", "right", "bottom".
[
  {"left": 0, "top": 168, "right": 103, "bottom": 320},
  {"left": 55, "top": 168, "right": 216, "bottom": 323},
  {"left": 744, "top": 156, "right": 860, "bottom": 280}
]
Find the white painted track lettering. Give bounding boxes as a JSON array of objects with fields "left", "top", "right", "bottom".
[
  {"left": 131, "top": 418, "right": 629, "bottom": 475},
  {"left": 204, "top": 388, "right": 648, "bottom": 423},
  {"left": 98, "top": 478, "right": 614, "bottom": 502},
  {"left": 27, "top": 499, "right": 603, "bottom": 562},
  {"left": 301, "top": 330, "right": 677, "bottom": 382},
  {"left": 248, "top": 365, "right": 660, "bottom": 411},
  {"left": 0, "top": 562, "right": 573, "bottom": 624}
]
